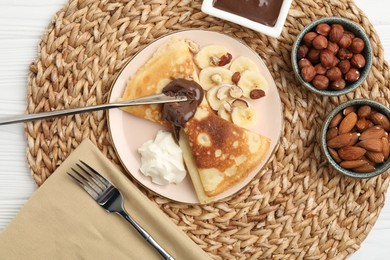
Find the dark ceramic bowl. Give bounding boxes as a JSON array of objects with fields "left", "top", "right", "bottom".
[
  {"left": 321, "top": 99, "right": 390, "bottom": 178},
  {"left": 291, "top": 17, "right": 373, "bottom": 96}
]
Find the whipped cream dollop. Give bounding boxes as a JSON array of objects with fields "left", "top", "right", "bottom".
[{"left": 138, "top": 130, "right": 186, "bottom": 185}]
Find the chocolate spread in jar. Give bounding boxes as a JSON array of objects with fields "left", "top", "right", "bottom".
[
  {"left": 162, "top": 79, "right": 204, "bottom": 140},
  {"left": 213, "top": 0, "right": 284, "bottom": 27}
]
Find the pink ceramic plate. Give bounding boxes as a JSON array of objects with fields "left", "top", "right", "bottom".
[{"left": 107, "top": 30, "right": 282, "bottom": 204}]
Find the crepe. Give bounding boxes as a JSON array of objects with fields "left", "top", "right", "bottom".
[
  {"left": 121, "top": 37, "right": 198, "bottom": 127},
  {"left": 121, "top": 36, "right": 270, "bottom": 204},
  {"left": 179, "top": 100, "right": 270, "bottom": 203}
]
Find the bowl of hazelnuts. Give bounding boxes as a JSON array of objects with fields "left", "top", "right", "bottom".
[
  {"left": 291, "top": 17, "right": 373, "bottom": 96},
  {"left": 321, "top": 99, "right": 390, "bottom": 178}
]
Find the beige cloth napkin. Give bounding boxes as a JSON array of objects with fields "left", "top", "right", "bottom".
[{"left": 0, "top": 139, "right": 211, "bottom": 260}]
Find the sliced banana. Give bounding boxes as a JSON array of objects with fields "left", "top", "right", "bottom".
[
  {"left": 237, "top": 70, "right": 269, "bottom": 98},
  {"left": 230, "top": 56, "right": 259, "bottom": 73},
  {"left": 207, "top": 85, "right": 234, "bottom": 111},
  {"left": 199, "top": 67, "right": 233, "bottom": 91},
  {"left": 231, "top": 105, "right": 257, "bottom": 129},
  {"left": 218, "top": 106, "right": 232, "bottom": 122},
  {"left": 216, "top": 85, "right": 231, "bottom": 100},
  {"left": 207, "top": 86, "right": 223, "bottom": 111},
  {"left": 229, "top": 85, "right": 243, "bottom": 99},
  {"left": 195, "top": 45, "right": 231, "bottom": 69}
]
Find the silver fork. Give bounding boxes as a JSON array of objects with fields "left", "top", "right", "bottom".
[{"left": 67, "top": 160, "right": 175, "bottom": 260}]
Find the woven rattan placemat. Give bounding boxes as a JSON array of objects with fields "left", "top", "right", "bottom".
[{"left": 25, "top": 0, "right": 390, "bottom": 258}]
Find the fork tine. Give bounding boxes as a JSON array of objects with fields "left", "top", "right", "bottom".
[
  {"left": 69, "top": 168, "right": 99, "bottom": 199},
  {"left": 80, "top": 160, "right": 111, "bottom": 187},
  {"left": 75, "top": 162, "right": 106, "bottom": 191}
]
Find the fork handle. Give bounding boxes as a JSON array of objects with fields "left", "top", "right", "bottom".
[{"left": 117, "top": 210, "right": 175, "bottom": 260}]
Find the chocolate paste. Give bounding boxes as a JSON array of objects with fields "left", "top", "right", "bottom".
[
  {"left": 162, "top": 79, "right": 204, "bottom": 140},
  {"left": 213, "top": 0, "right": 284, "bottom": 27}
]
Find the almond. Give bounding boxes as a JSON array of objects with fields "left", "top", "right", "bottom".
[
  {"left": 356, "top": 118, "right": 368, "bottom": 131},
  {"left": 359, "top": 126, "right": 385, "bottom": 140},
  {"left": 328, "top": 147, "right": 342, "bottom": 163},
  {"left": 357, "top": 139, "right": 382, "bottom": 152},
  {"left": 340, "top": 160, "right": 368, "bottom": 169},
  {"left": 357, "top": 105, "right": 371, "bottom": 118},
  {"left": 352, "top": 164, "right": 376, "bottom": 173},
  {"left": 362, "top": 155, "right": 377, "bottom": 166},
  {"left": 382, "top": 137, "right": 389, "bottom": 160},
  {"left": 329, "top": 112, "right": 343, "bottom": 128},
  {"left": 343, "top": 106, "right": 356, "bottom": 116},
  {"left": 370, "top": 112, "right": 390, "bottom": 131},
  {"left": 338, "top": 146, "right": 366, "bottom": 161},
  {"left": 327, "top": 133, "right": 360, "bottom": 149},
  {"left": 326, "top": 127, "right": 338, "bottom": 141},
  {"left": 365, "top": 151, "right": 385, "bottom": 163},
  {"left": 338, "top": 112, "right": 357, "bottom": 134}
]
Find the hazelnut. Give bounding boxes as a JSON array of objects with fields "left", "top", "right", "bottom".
[
  {"left": 344, "top": 31, "right": 355, "bottom": 40},
  {"left": 312, "top": 35, "right": 328, "bottom": 50},
  {"left": 351, "top": 53, "right": 366, "bottom": 69},
  {"left": 330, "top": 78, "right": 346, "bottom": 90},
  {"left": 345, "top": 68, "right": 360, "bottom": 82},
  {"left": 301, "top": 65, "right": 316, "bottom": 82},
  {"left": 338, "top": 60, "right": 351, "bottom": 74},
  {"left": 214, "top": 53, "right": 232, "bottom": 66},
  {"left": 307, "top": 48, "right": 321, "bottom": 64},
  {"left": 333, "top": 57, "right": 340, "bottom": 67},
  {"left": 314, "top": 64, "right": 327, "bottom": 75},
  {"left": 249, "top": 89, "right": 266, "bottom": 99},
  {"left": 350, "top": 38, "right": 365, "bottom": 53},
  {"left": 303, "top": 32, "right": 318, "bottom": 47},
  {"left": 327, "top": 41, "right": 339, "bottom": 55},
  {"left": 320, "top": 49, "right": 335, "bottom": 68},
  {"left": 316, "top": 23, "right": 331, "bottom": 36},
  {"left": 338, "top": 48, "right": 353, "bottom": 60},
  {"left": 326, "top": 67, "right": 342, "bottom": 81},
  {"left": 231, "top": 72, "right": 241, "bottom": 84},
  {"left": 298, "top": 58, "right": 312, "bottom": 69},
  {"left": 312, "top": 75, "right": 329, "bottom": 90},
  {"left": 338, "top": 33, "right": 352, "bottom": 48},
  {"left": 329, "top": 25, "right": 344, "bottom": 43},
  {"left": 297, "top": 45, "right": 309, "bottom": 59},
  {"left": 331, "top": 24, "right": 344, "bottom": 30}
]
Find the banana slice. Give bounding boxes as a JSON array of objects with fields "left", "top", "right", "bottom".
[
  {"left": 199, "top": 67, "right": 233, "bottom": 90},
  {"left": 231, "top": 105, "right": 257, "bottom": 129},
  {"left": 195, "top": 45, "right": 231, "bottom": 69},
  {"left": 229, "top": 85, "right": 243, "bottom": 99},
  {"left": 237, "top": 70, "right": 269, "bottom": 98},
  {"left": 230, "top": 56, "right": 259, "bottom": 73},
  {"left": 218, "top": 106, "right": 232, "bottom": 122},
  {"left": 207, "top": 85, "right": 234, "bottom": 111}
]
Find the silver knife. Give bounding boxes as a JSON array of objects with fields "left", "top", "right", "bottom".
[{"left": 0, "top": 93, "right": 186, "bottom": 125}]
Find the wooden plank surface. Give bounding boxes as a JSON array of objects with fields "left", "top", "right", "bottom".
[{"left": 0, "top": 1, "right": 389, "bottom": 258}]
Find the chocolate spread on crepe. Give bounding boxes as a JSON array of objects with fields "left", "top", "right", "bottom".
[
  {"left": 162, "top": 79, "right": 204, "bottom": 140},
  {"left": 121, "top": 37, "right": 270, "bottom": 204},
  {"left": 121, "top": 37, "right": 199, "bottom": 128}
]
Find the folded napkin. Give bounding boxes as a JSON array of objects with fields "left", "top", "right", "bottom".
[{"left": 0, "top": 139, "right": 211, "bottom": 260}]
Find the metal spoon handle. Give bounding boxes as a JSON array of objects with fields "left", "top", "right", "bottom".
[{"left": 0, "top": 94, "right": 186, "bottom": 125}]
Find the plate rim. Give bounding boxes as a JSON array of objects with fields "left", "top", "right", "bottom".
[{"left": 106, "top": 28, "right": 284, "bottom": 204}]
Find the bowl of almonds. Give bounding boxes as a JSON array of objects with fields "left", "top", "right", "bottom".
[
  {"left": 321, "top": 99, "right": 390, "bottom": 178},
  {"left": 292, "top": 17, "right": 372, "bottom": 96}
]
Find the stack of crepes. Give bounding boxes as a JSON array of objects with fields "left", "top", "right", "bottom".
[{"left": 121, "top": 37, "right": 270, "bottom": 204}]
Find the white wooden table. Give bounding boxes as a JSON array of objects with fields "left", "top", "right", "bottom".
[{"left": 0, "top": 1, "right": 388, "bottom": 258}]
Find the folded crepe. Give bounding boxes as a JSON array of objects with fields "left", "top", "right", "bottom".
[
  {"left": 179, "top": 100, "right": 270, "bottom": 203},
  {"left": 121, "top": 37, "right": 270, "bottom": 203},
  {"left": 121, "top": 37, "right": 199, "bottom": 127}
]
